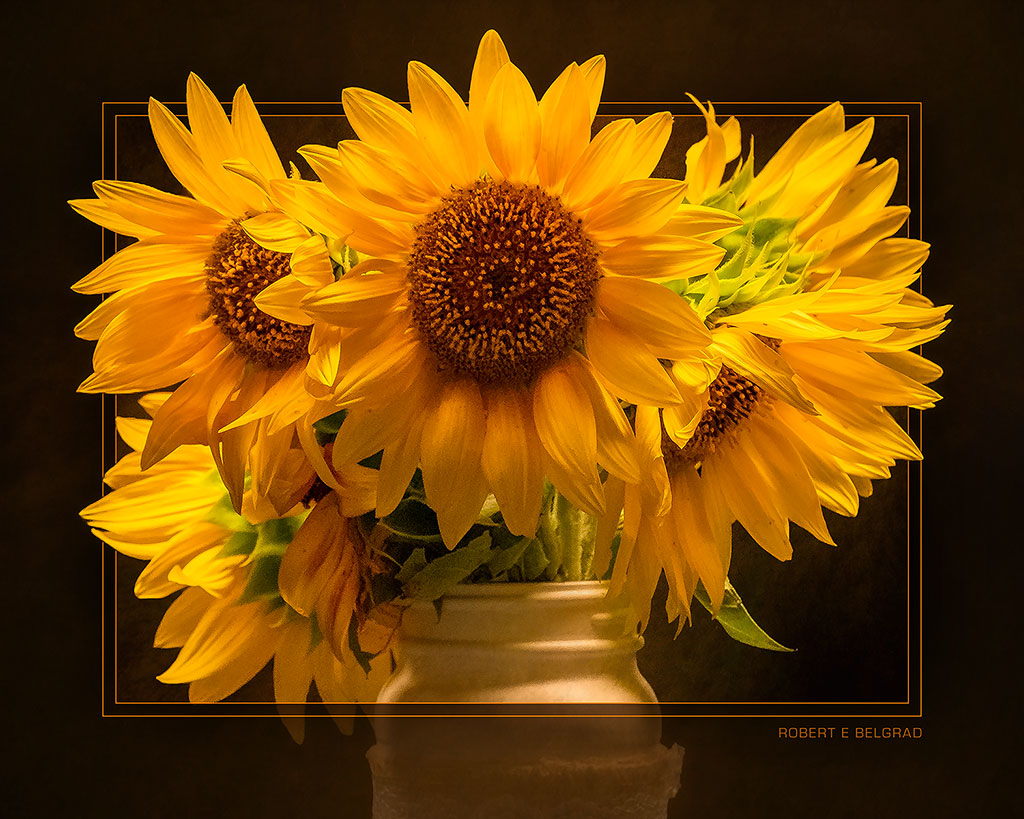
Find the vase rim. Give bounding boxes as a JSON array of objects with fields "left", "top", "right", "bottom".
[{"left": 435, "top": 580, "right": 612, "bottom": 600}]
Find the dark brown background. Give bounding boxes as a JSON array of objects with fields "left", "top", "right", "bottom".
[{"left": 4, "top": 0, "right": 1019, "bottom": 815}]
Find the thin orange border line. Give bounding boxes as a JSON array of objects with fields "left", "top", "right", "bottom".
[{"left": 99, "top": 101, "right": 924, "bottom": 718}]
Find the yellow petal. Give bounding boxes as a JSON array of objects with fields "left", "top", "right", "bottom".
[
  {"left": 241, "top": 211, "right": 309, "bottom": 253},
  {"left": 670, "top": 469, "right": 728, "bottom": 610},
  {"left": 140, "top": 346, "right": 243, "bottom": 469},
  {"left": 771, "top": 118, "right": 875, "bottom": 216},
  {"left": 842, "top": 238, "right": 929, "bottom": 281},
  {"left": 532, "top": 358, "right": 603, "bottom": 510},
  {"left": 584, "top": 179, "right": 687, "bottom": 243},
  {"left": 597, "top": 276, "right": 711, "bottom": 357},
  {"left": 184, "top": 74, "right": 258, "bottom": 213},
  {"left": 802, "top": 206, "right": 910, "bottom": 272},
  {"left": 662, "top": 205, "right": 744, "bottom": 242},
  {"left": 93, "top": 180, "right": 225, "bottom": 236},
  {"left": 231, "top": 84, "right": 287, "bottom": 182},
  {"left": 744, "top": 101, "right": 846, "bottom": 205},
  {"left": 572, "top": 353, "right": 642, "bottom": 484},
  {"left": 561, "top": 119, "right": 636, "bottom": 212},
  {"left": 599, "top": 233, "right": 725, "bottom": 281},
  {"left": 187, "top": 621, "right": 280, "bottom": 703},
  {"left": 585, "top": 316, "right": 682, "bottom": 406},
  {"left": 254, "top": 274, "right": 315, "bottom": 325},
  {"left": 342, "top": 87, "right": 446, "bottom": 193},
  {"left": 69, "top": 197, "right": 159, "bottom": 238},
  {"left": 335, "top": 140, "right": 440, "bottom": 214},
  {"left": 419, "top": 379, "right": 490, "bottom": 547},
  {"left": 159, "top": 595, "right": 270, "bottom": 684},
  {"left": 703, "top": 442, "right": 793, "bottom": 561},
  {"left": 274, "top": 620, "right": 315, "bottom": 742},
  {"left": 407, "top": 60, "right": 479, "bottom": 186},
  {"left": 578, "top": 54, "right": 606, "bottom": 121},
  {"left": 483, "top": 62, "right": 541, "bottom": 182},
  {"left": 289, "top": 234, "right": 336, "bottom": 288},
  {"left": 783, "top": 340, "right": 941, "bottom": 408},
  {"left": 742, "top": 417, "right": 834, "bottom": 546},
  {"left": 377, "top": 422, "right": 425, "bottom": 517},
  {"left": 302, "top": 270, "right": 407, "bottom": 328},
  {"left": 481, "top": 388, "right": 544, "bottom": 536},
  {"left": 148, "top": 96, "right": 240, "bottom": 215},
  {"left": 622, "top": 112, "right": 673, "bottom": 181},
  {"left": 711, "top": 328, "right": 817, "bottom": 414},
  {"left": 537, "top": 63, "right": 591, "bottom": 189},
  {"left": 469, "top": 30, "right": 511, "bottom": 120},
  {"left": 72, "top": 238, "right": 208, "bottom": 294},
  {"left": 155, "top": 587, "right": 212, "bottom": 648}
]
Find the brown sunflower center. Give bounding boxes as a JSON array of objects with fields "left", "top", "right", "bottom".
[
  {"left": 663, "top": 363, "right": 773, "bottom": 469},
  {"left": 205, "top": 221, "right": 311, "bottom": 369},
  {"left": 407, "top": 179, "right": 600, "bottom": 385}
]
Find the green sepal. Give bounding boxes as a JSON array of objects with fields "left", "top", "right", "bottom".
[
  {"left": 694, "top": 579, "right": 795, "bottom": 652},
  {"left": 309, "top": 611, "right": 324, "bottom": 652},
  {"left": 239, "top": 554, "right": 283, "bottom": 605},
  {"left": 216, "top": 530, "right": 258, "bottom": 559},
  {"left": 204, "top": 494, "right": 253, "bottom": 533},
  {"left": 252, "top": 515, "right": 306, "bottom": 559},
  {"left": 402, "top": 533, "right": 495, "bottom": 600},
  {"left": 348, "top": 616, "right": 374, "bottom": 675},
  {"left": 328, "top": 240, "right": 359, "bottom": 275}
]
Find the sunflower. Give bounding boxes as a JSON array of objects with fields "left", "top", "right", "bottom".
[
  {"left": 80, "top": 395, "right": 388, "bottom": 742},
  {"left": 607, "top": 101, "right": 949, "bottom": 625},
  {"left": 252, "top": 30, "right": 741, "bottom": 547},
  {"left": 71, "top": 73, "right": 337, "bottom": 513}
]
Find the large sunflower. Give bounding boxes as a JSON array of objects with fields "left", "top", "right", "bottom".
[
  {"left": 80, "top": 395, "right": 388, "bottom": 742},
  {"left": 72, "top": 74, "right": 335, "bottom": 513},
  {"left": 608, "top": 102, "right": 949, "bottom": 625},
  {"left": 254, "top": 30, "right": 741, "bottom": 547}
]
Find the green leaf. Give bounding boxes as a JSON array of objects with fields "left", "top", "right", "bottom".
[
  {"left": 395, "top": 547, "right": 428, "bottom": 583},
  {"left": 359, "top": 450, "right": 383, "bottom": 470},
  {"left": 486, "top": 536, "right": 535, "bottom": 576},
  {"left": 348, "top": 616, "right": 374, "bottom": 675},
  {"left": 602, "top": 532, "right": 621, "bottom": 581},
  {"left": 520, "top": 538, "right": 550, "bottom": 581},
  {"left": 694, "top": 580, "right": 795, "bottom": 652},
  {"left": 381, "top": 499, "right": 444, "bottom": 542},
  {"left": 403, "top": 533, "right": 495, "bottom": 600},
  {"left": 313, "top": 409, "right": 347, "bottom": 445}
]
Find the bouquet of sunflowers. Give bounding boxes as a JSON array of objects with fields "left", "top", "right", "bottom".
[{"left": 75, "top": 31, "right": 947, "bottom": 740}]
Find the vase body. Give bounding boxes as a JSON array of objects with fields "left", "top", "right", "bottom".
[{"left": 367, "top": 582, "right": 683, "bottom": 818}]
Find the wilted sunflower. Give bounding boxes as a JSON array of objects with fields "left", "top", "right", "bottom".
[
  {"left": 80, "top": 395, "right": 388, "bottom": 742},
  {"left": 72, "top": 74, "right": 336, "bottom": 513},
  {"left": 254, "top": 30, "right": 740, "bottom": 547},
  {"left": 608, "top": 102, "right": 949, "bottom": 625}
]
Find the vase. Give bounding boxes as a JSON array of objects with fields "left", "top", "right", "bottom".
[{"left": 366, "top": 581, "right": 683, "bottom": 818}]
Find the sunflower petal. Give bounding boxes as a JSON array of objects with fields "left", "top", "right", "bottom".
[
  {"left": 481, "top": 388, "right": 544, "bottom": 536},
  {"left": 419, "top": 379, "right": 490, "bottom": 547},
  {"left": 483, "top": 62, "right": 541, "bottom": 182},
  {"left": 586, "top": 316, "right": 682, "bottom": 406}
]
